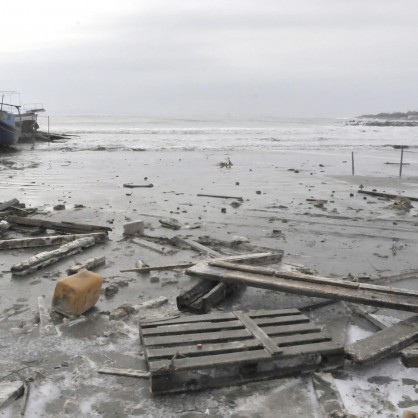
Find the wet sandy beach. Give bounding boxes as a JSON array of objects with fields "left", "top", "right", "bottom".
[{"left": 1, "top": 142, "right": 418, "bottom": 417}]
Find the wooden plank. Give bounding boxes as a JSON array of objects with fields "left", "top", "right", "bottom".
[
  {"left": 312, "top": 372, "right": 348, "bottom": 417},
  {"left": 0, "top": 232, "right": 107, "bottom": 250},
  {"left": 0, "top": 198, "right": 19, "bottom": 212},
  {"left": 38, "top": 296, "right": 57, "bottom": 336},
  {"left": 11, "top": 236, "right": 98, "bottom": 275},
  {"left": 123, "top": 183, "right": 153, "bottom": 188},
  {"left": 131, "top": 238, "right": 172, "bottom": 255},
  {"left": 141, "top": 308, "right": 301, "bottom": 327},
  {"left": 401, "top": 344, "right": 418, "bottom": 368},
  {"left": 6, "top": 215, "right": 112, "bottom": 233},
  {"left": 142, "top": 314, "right": 309, "bottom": 337},
  {"left": 173, "top": 237, "right": 221, "bottom": 257},
  {"left": 66, "top": 256, "right": 106, "bottom": 274},
  {"left": 98, "top": 367, "right": 150, "bottom": 378},
  {"left": 234, "top": 311, "right": 282, "bottom": 355},
  {"left": 210, "top": 261, "right": 418, "bottom": 298},
  {"left": 189, "top": 281, "right": 235, "bottom": 314},
  {"left": 0, "top": 381, "right": 24, "bottom": 408},
  {"left": 150, "top": 348, "right": 271, "bottom": 373},
  {"left": 187, "top": 262, "right": 418, "bottom": 313},
  {"left": 358, "top": 189, "right": 418, "bottom": 202},
  {"left": 143, "top": 323, "right": 320, "bottom": 347},
  {"left": 146, "top": 332, "right": 329, "bottom": 360},
  {"left": 120, "top": 262, "right": 193, "bottom": 273},
  {"left": 372, "top": 270, "right": 418, "bottom": 285},
  {"left": 345, "top": 315, "right": 418, "bottom": 364},
  {"left": 197, "top": 193, "right": 243, "bottom": 202}
]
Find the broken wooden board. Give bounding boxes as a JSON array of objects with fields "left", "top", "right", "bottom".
[
  {"left": 38, "top": 296, "right": 57, "bottom": 337},
  {"left": 131, "top": 238, "right": 173, "bottom": 255},
  {"left": 187, "top": 261, "right": 418, "bottom": 313},
  {"left": 0, "top": 198, "right": 19, "bottom": 212},
  {"left": 345, "top": 315, "right": 418, "bottom": 364},
  {"left": 0, "top": 381, "right": 24, "bottom": 409},
  {"left": 66, "top": 256, "right": 106, "bottom": 275},
  {"left": 11, "top": 236, "right": 98, "bottom": 276},
  {"left": 171, "top": 236, "right": 222, "bottom": 257},
  {"left": 0, "top": 232, "right": 107, "bottom": 250},
  {"left": 98, "top": 367, "right": 150, "bottom": 378},
  {"left": 197, "top": 193, "right": 243, "bottom": 202},
  {"left": 401, "top": 344, "right": 418, "bottom": 368},
  {"left": 358, "top": 189, "right": 418, "bottom": 202},
  {"left": 139, "top": 309, "right": 344, "bottom": 394},
  {"left": 7, "top": 215, "right": 112, "bottom": 234},
  {"left": 312, "top": 372, "right": 348, "bottom": 417},
  {"left": 177, "top": 252, "right": 283, "bottom": 314}
]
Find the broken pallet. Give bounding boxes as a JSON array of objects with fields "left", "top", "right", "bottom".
[{"left": 139, "top": 308, "right": 344, "bottom": 394}]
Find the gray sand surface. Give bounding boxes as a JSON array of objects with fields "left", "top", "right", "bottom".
[{"left": 1, "top": 145, "right": 418, "bottom": 417}]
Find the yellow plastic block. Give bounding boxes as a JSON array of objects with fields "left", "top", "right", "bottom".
[{"left": 52, "top": 269, "right": 103, "bottom": 317}]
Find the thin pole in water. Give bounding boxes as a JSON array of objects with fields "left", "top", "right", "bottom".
[
  {"left": 351, "top": 152, "right": 355, "bottom": 175},
  {"left": 399, "top": 147, "right": 404, "bottom": 177},
  {"left": 48, "top": 116, "right": 50, "bottom": 145}
]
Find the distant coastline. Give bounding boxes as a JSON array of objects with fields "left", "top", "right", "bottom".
[{"left": 346, "top": 110, "right": 418, "bottom": 126}]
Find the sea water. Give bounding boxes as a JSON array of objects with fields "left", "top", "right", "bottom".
[{"left": 44, "top": 115, "right": 418, "bottom": 152}]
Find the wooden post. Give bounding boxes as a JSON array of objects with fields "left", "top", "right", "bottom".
[
  {"left": 351, "top": 152, "right": 355, "bottom": 175},
  {"left": 400, "top": 147, "right": 404, "bottom": 177},
  {"left": 48, "top": 116, "right": 50, "bottom": 145}
]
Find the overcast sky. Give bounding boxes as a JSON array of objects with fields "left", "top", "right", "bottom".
[{"left": 2, "top": 0, "right": 418, "bottom": 118}]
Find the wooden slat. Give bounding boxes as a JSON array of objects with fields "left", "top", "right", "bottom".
[
  {"left": 141, "top": 319, "right": 244, "bottom": 336},
  {"left": 0, "top": 198, "right": 19, "bottom": 212},
  {"left": 150, "top": 349, "right": 271, "bottom": 373},
  {"left": 142, "top": 314, "right": 309, "bottom": 337},
  {"left": 143, "top": 328, "right": 252, "bottom": 347},
  {"left": 188, "top": 263, "right": 418, "bottom": 313},
  {"left": 345, "top": 315, "right": 418, "bottom": 363},
  {"left": 234, "top": 311, "right": 282, "bottom": 355},
  {"left": 141, "top": 308, "right": 302, "bottom": 327},
  {"left": 146, "top": 331, "right": 329, "bottom": 360}
]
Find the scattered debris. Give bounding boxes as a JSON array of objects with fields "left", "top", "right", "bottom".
[
  {"left": 391, "top": 196, "right": 413, "bottom": 211},
  {"left": 159, "top": 218, "right": 182, "bottom": 230},
  {"left": 141, "top": 296, "right": 168, "bottom": 309},
  {"left": 52, "top": 269, "right": 103, "bottom": 317},
  {"left": 104, "top": 283, "right": 120, "bottom": 298},
  {"left": 402, "top": 344, "right": 418, "bottom": 368},
  {"left": 66, "top": 256, "right": 106, "bottom": 275},
  {"left": 120, "top": 262, "right": 194, "bottom": 273},
  {"left": 170, "top": 236, "right": 221, "bottom": 257},
  {"left": 53, "top": 204, "right": 65, "bottom": 211},
  {"left": 217, "top": 158, "right": 233, "bottom": 168},
  {"left": 0, "top": 198, "right": 19, "bottom": 212},
  {"left": 131, "top": 238, "right": 172, "bottom": 255}
]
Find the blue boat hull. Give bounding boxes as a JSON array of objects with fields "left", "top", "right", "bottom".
[{"left": 0, "top": 115, "right": 20, "bottom": 146}]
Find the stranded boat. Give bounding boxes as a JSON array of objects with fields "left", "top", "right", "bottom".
[
  {"left": 0, "top": 92, "right": 45, "bottom": 146},
  {"left": 0, "top": 93, "right": 21, "bottom": 146}
]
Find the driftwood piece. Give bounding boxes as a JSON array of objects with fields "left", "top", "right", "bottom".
[
  {"left": 38, "top": 296, "right": 57, "bottom": 336},
  {"left": 197, "top": 193, "right": 243, "bottom": 202},
  {"left": 345, "top": 315, "right": 418, "bottom": 364},
  {"left": 0, "top": 381, "right": 24, "bottom": 408},
  {"left": 0, "top": 232, "right": 107, "bottom": 250},
  {"left": 7, "top": 215, "right": 112, "bottom": 234},
  {"left": 172, "top": 236, "right": 222, "bottom": 257},
  {"left": 121, "top": 262, "right": 194, "bottom": 273},
  {"left": 312, "top": 372, "right": 348, "bottom": 417},
  {"left": 187, "top": 261, "right": 418, "bottom": 313},
  {"left": 66, "top": 256, "right": 106, "bottom": 274},
  {"left": 11, "top": 236, "right": 98, "bottom": 275},
  {"left": 358, "top": 189, "right": 418, "bottom": 202},
  {"left": 0, "top": 198, "right": 19, "bottom": 212},
  {"left": 131, "top": 238, "right": 172, "bottom": 255},
  {"left": 371, "top": 270, "right": 418, "bottom": 286},
  {"left": 123, "top": 183, "right": 153, "bottom": 188},
  {"left": 98, "top": 367, "right": 150, "bottom": 378}
]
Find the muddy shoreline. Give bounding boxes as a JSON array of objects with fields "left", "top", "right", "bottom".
[{"left": 1, "top": 143, "right": 418, "bottom": 417}]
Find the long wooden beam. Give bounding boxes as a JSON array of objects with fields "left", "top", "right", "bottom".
[{"left": 187, "top": 262, "right": 418, "bottom": 313}]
